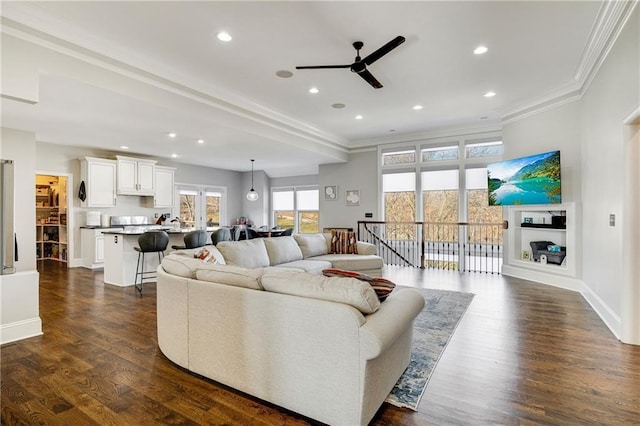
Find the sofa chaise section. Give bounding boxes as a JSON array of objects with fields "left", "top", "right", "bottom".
[{"left": 156, "top": 263, "right": 424, "bottom": 425}]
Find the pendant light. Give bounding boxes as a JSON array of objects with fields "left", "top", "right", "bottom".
[{"left": 246, "top": 159, "right": 259, "bottom": 201}]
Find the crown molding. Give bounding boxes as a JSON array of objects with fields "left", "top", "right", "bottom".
[
  {"left": 351, "top": 123, "right": 502, "bottom": 148},
  {"left": 0, "top": 4, "right": 350, "bottom": 153},
  {"left": 500, "top": 0, "right": 637, "bottom": 126}
]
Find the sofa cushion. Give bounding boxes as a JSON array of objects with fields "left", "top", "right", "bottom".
[
  {"left": 275, "top": 259, "right": 332, "bottom": 274},
  {"left": 196, "top": 264, "right": 265, "bottom": 290},
  {"left": 310, "top": 254, "right": 383, "bottom": 272},
  {"left": 293, "top": 233, "right": 329, "bottom": 258},
  {"left": 263, "top": 236, "right": 303, "bottom": 266},
  {"left": 161, "top": 254, "right": 207, "bottom": 278},
  {"left": 261, "top": 271, "right": 380, "bottom": 314},
  {"left": 216, "top": 239, "right": 270, "bottom": 268},
  {"left": 356, "top": 241, "right": 377, "bottom": 256},
  {"left": 172, "top": 245, "right": 226, "bottom": 265},
  {"left": 330, "top": 231, "right": 358, "bottom": 254},
  {"left": 322, "top": 268, "right": 396, "bottom": 301}
]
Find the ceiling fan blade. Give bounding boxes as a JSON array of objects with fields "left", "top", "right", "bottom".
[
  {"left": 296, "top": 64, "right": 351, "bottom": 69},
  {"left": 363, "top": 35, "right": 406, "bottom": 66},
  {"left": 357, "top": 69, "right": 383, "bottom": 89}
]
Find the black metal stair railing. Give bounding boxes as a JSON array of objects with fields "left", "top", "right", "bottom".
[{"left": 357, "top": 220, "right": 507, "bottom": 274}]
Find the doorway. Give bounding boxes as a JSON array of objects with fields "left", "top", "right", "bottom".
[{"left": 35, "top": 173, "right": 72, "bottom": 270}]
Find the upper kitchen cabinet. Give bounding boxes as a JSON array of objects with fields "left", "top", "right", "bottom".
[
  {"left": 116, "top": 156, "right": 156, "bottom": 196},
  {"left": 154, "top": 166, "right": 175, "bottom": 208},
  {"left": 80, "top": 157, "right": 117, "bottom": 208}
]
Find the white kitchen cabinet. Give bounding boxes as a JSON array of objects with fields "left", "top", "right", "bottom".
[
  {"left": 81, "top": 227, "right": 119, "bottom": 269},
  {"left": 154, "top": 166, "right": 175, "bottom": 208},
  {"left": 80, "top": 157, "right": 117, "bottom": 207},
  {"left": 116, "top": 155, "right": 156, "bottom": 196}
]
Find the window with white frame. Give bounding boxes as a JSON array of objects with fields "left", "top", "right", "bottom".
[
  {"left": 383, "top": 172, "right": 416, "bottom": 240},
  {"left": 272, "top": 187, "right": 319, "bottom": 233},
  {"left": 379, "top": 136, "right": 503, "bottom": 227},
  {"left": 177, "top": 185, "right": 226, "bottom": 230}
]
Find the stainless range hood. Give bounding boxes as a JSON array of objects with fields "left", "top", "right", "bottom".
[{"left": 1, "top": 159, "right": 16, "bottom": 275}]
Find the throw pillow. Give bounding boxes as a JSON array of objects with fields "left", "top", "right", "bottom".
[
  {"left": 330, "top": 231, "right": 358, "bottom": 254},
  {"left": 322, "top": 268, "right": 396, "bottom": 301},
  {"left": 194, "top": 247, "right": 217, "bottom": 263}
]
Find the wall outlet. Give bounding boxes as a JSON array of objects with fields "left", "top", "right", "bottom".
[
  {"left": 610, "top": 214, "right": 615, "bottom": 226},
  {"left": 154, "top": 213, "right": 158, "bottom": 218}
]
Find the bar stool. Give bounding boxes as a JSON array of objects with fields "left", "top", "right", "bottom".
[
  {"left": 211, "top": 228, "right": 232, "bottom": 245},
  {"left": 134, "top": 230, "right": 169, "bottom": 294},
  {"left": 171, "top": 229, "right": 207, "bottom": 250}
]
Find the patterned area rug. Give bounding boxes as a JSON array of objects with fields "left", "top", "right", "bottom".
[{"left": 385, "top": 287, "right": 474, "bottom": 410}]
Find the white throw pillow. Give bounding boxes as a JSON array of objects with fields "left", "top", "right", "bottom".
[
  {"left": 196, "top": 264, "right": 265, "bottom": 290},
  {"left": 217, "top": 239, "right": 270, "bottom": 268},
  {"left": 263, "top": 236, "right": 303, "bottom": 265},
  {"left": 261, "top": 270, "right": 380, "bottom": 314},
  {"left": 293, "top": 233, "right": 329, "bottom": 258}
]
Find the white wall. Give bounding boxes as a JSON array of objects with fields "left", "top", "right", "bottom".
[
  {"left": 319, "top": 151, "right": 378, "bottom": 231},
  {"left": 0, "top": 128, "right": 42, "bottom": 343},
  {"left": 580, "top": 7, "right": 639, "bottom": 329}
]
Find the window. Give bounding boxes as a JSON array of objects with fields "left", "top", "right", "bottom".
[
  {"left": 297, "top": 189, "right": 319, "bottom": 233},
  {"left": 422, "top": 169, "right": 459, "bottom": 245},
  {"left": 465, "top": 140, "right": 503, "bottom": 159},
  {"left": 179, "top": 189, "right": 197, "bottom": 229},
  {"left": 466, "top": 168, "right": 503, "bottom": 243},
  {"left": 421, "top": 170, "right": 459, "bottom": 223},
  {"left": 421, "top": 145, "right": 459, "bottom": 162},
  {"left": 383, "top": 172, "right": 415, "bottom": 240},
  {"left": 272, "top": 187, "right": 319, "bottom": 233},
  {"left": 382, "top": 149, "right": 416, "bottom": 166},
  {"left": 177, "top": 186, "right": 226, "bottom": 230}
]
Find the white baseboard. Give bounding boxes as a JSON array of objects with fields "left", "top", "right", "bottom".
[
  {"left": 1, "top": 317, "right": 43, "bottom": 345},
  {"left": 503, "top": 265, "right": 623, "bottom": 340},
  {"left": 581, "top": 286, "right": 622, "bottom": 340},
  {"left": 502, "top": 265, "right": 586, "bottom": 292}
]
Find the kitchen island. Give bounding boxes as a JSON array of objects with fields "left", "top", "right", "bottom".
[{"left": 102, "top": 228, "right": 209, "bottom": 287}]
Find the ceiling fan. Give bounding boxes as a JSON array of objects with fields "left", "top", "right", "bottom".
[{"left": 295, "top": 36, "right": 406, "bottom": 89}]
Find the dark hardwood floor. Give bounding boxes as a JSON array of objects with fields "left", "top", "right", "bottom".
[{"left": 2, "top": 260, "right": 640, "bottom": 425}]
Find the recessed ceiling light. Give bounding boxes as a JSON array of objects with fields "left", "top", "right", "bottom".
[
  {"left": 413, "top": 105, "right": 423, "bottom": 110},
  {"left": 197, "top": 139, "right": 204, "bottom": 144},
  {"left": 332, "top": 103, "right": 346, "bottom": 109},
  {"left": 355, "top": 115, "right": 363, "bottom": 120},
  {"left": 217, "top": 32, "right": 232, "bottom": 42},
  {"left": 309, "top": 87, "right": 319, "bottom": 94},
  {"left": 389, "top": 129, "right": 396, "bottom": 132},
  {"left": 474, "top": 46, "right": 488, "bottom": 55},
  {"left": 480, "top": 116, "right": 489, "bottom": 120},
  {"left": 120, "top": 146, "right": 129, "bottom": 150},
  {"left": 484, "top": 91, "right": 496, "bottom": 98},
  {"left": 276, "top": 70, "right": 293, "bottom": 78},
  {"left": 168, "top": 132, "right": 177, "bottom": 138},
  {"left": 171, "top": 153, "right": 178, "bottom": 158}
]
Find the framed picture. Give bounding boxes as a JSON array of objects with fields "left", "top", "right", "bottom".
[
  {"left": 522, "top": 250, "right": 531, "bottom": 261},
  {"left": 523, "top": 217, "right": 534, "bottom": 224},
  {"left": 345, "top": 189, "right": 360, "bottom": 206},
  {"left": 324, "top": 185, "right": 337, "bottom": 201}
]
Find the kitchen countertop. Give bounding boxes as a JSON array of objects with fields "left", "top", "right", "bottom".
[{"left": 102, "top": 227, "right": 195, "bottom": 235}]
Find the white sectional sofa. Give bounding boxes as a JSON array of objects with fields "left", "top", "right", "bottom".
[{"left": 156, "top": 234, "right": 425, "bottom": 425}]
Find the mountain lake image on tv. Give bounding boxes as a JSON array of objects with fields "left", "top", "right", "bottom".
[{"left": 487, "top": 150, "right": 561, "bottom": 206}]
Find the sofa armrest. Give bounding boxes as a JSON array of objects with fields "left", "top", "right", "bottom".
[
  {"left": 359, "top": 288, "right": 425, "bottom": 359},
  {"left": 357, "top": 241, "right": 377, "bottom": 255}
]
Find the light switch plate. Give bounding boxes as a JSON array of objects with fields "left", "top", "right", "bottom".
[{"left": 609, "top": 214, "right": 615, "bottom": 226}]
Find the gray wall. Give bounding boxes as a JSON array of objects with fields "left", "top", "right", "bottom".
[{"left": 319, "top": 151, "right": 378, "bottom": 231}]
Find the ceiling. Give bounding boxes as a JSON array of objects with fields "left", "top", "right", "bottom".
[{"left": 0, "top": 1, "right": 609, "bottom": 177}]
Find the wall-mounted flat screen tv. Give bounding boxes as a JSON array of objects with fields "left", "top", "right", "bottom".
[{"left": 487, "top": 150, "right": 561, "bottom": 206}]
